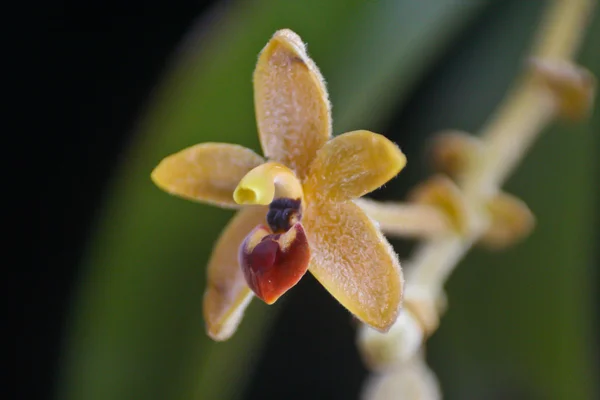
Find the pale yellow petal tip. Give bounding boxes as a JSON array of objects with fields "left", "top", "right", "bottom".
[
  {"left": 351, "top": 310, "right": 402, "bottom": 336},
  {"left": 150, "top": 162, "right": 167, "bottom": 190},
  {"left": 480, "top": 192, "right": 536, "bottom": 250},
  {"left": 394, "top": 150, "right": 407, "bottom": 177},
  {"left": 369, "top": 132, "right": 407, "bottom": 185},
  {"left": 203, "top": 288, "right": 253, "bottom": 341},
  {"left": 259, "top": 29, "right": 307, "bottom": 65},
  {"left": 150, "top": 157, "right": 182, "bottom": 196},
  {"left": 530, "top": 58, "right": 596, "bottom": 120},
  {"left": 271, "top": 29, "right": 305, "bottom": 51},
  {"left": 429, "top": 130, "right": 483, "bottom": 177},
  {"left": 362, "top": 130, "right": 408, "bottom": 175},
  {"left": 150, "top": 151, "right": 183, "bottom": 191},
  {"left": 387, "top": 139, "right": 408, "bottom": 175},
  {"left": 365, "top": 307, "right": 401, "bottom": 334}
]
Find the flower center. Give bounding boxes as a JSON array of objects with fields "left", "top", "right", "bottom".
[{"left": 234, "top": 162, "right": 310, "bottom": 304}]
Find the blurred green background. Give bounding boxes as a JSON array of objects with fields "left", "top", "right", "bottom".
[{"left": 56, "top": 0, "right": 598, "bottom": 399}]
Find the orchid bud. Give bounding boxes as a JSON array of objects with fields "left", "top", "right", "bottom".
[
  {"left": 530, "top": 58, "right": 596, "bottom": 120},
  {"left": 429, "top": 130, "right": 483, "bottom": 179},
  {"left": 408, "top": 175, "right": 472, "bottom": 235},
  {"left": 480, "top": 192, "right": 535, "bottom": 250}
]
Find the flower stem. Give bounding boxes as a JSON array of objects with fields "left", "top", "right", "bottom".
[
  {"left": 357, "top": 199, "right": 452, "bottom": 239},
  {"left": 418, "top": 0, "right": 594, "bottom": 293},
  {"left": 359, "top": 0, "right": 596, "bottom": 385}
]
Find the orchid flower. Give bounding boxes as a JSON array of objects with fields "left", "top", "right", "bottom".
[{"left": 152, "top": 29, "right": 406, "bottom": 341}]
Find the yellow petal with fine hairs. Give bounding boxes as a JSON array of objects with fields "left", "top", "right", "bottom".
[
  {"left": 304, "top": 131, "right": 406, "bottom": 202},
  {"left": 254, "top": 29, "right": 331, "bottom": 178},
  {"left": 203, "top": 206, "right": 267, "bottom": 341},
  {"left": 151, "top": 143, "right": 264, "bottom": 209},
  {"left": 303, "top": 200, "right": 404, "bottom": 331}
]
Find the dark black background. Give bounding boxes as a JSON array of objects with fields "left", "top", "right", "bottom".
[{"left": 23, "top": 2, "right": 211, "bottom": 399}]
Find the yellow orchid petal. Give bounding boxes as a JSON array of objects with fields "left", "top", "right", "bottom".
[
  {"left": 151, "top": 143, "right": 264, "bottom": 208},
  {"left": 304, "top": 131, "right": 406, "bottom": 202},
  {"left": 303, "top": 199, "right": 404, "bottom": 331},
  {"left": 254, "top": 29, "right": 331, "bottom": 178},
  {"left": 203, "top": 206, "right": 267, "bottom": 341}
]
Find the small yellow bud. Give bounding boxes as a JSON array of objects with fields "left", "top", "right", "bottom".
[
  {"left": 408, "top": 175, "right": 471, "bottom": 235},
  {"left": 530, "top": 58, "right": 596, "bottom": 120},
  {"left": 480, "top": 192, "right": 535, "bottom": 250},
  {"left": 428, "top": 130, "right": 483, "bottom": 178}
]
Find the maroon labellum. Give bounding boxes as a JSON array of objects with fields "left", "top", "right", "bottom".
[{"left": 239, "top": 223, "right": 310, "bottom": 304}]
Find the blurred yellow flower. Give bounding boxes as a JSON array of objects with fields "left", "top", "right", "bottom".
[{"left": 151, "top": 29, "right": 406, "bottom": 341}]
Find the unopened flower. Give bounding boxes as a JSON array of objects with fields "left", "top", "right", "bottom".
[
  {"left": 428, "top": 130, "right": 483, "bottom": 179},
  {"left": 480, "top": 191, "right": 535, "bottom": 250},
  {"left": 530, "top": 58, "right": 596, "bottom": 120},
  {"left": 151, "top": 29, "right": 406, "bottom": 340}
]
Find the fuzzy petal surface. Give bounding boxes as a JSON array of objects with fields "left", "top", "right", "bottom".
[
  {"left": 203, "top": 206, "right": 267, "bottom": 340},
  {"left": 151, "top": 143, "right": 264, "bottom": 208},
  {"left": 304, "top": 131, "right": 406, "bottom": 202},
  {"left": 253, "top": 29, "right": 331, "bottom": 178},
  {"left": 303, "top": 199, "right": 404, "bottom": 331}
]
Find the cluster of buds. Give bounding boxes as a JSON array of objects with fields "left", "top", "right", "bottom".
[{"left": 356, "top": 0, "right": 596, "bottom": 398}]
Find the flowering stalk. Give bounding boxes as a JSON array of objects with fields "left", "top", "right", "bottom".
[
  {"left": 358, "top": 0, "right": 596, "bottom": 397},
  {"left": 357, "top": 198, "right": 452, "bottom": 239}
]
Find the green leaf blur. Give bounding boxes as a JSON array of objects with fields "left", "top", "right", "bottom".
[{"left": 58, "top": 1, "right": 598, "bottom": 400}]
